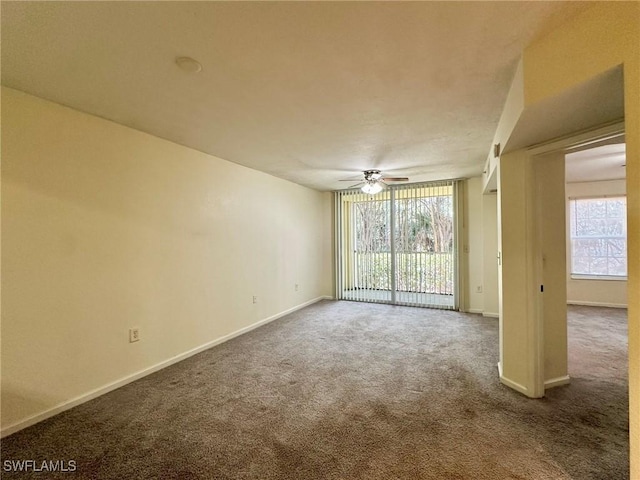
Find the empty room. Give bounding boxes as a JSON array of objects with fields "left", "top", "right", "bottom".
[{"left": 1, "top": 2, "right": 638, "bottom": 479}]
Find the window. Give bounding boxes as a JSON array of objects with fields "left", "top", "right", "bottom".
[
  {"left": 335, "top": 181, "right": 456, "bottom": 309},
  {"left": 569, "top": 196, "right": 627, "bottom": 279}
]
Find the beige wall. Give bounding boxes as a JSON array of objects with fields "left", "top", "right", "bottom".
[
  {"left": 1, "top": 87, "right": 332, "bottom": 434},
  {"left": 322, "top": 192, "right": 335, "bottom": 296},
  {"left": 498, "top": 151, "right": 569, "bottom": 395},
  {"left": 464, "top": 177, "right": 498, "bottom": 317},
  {"left": 464, "top": 177, "right": 484, "bottom": 313},
  {"left": 566, "top": 179, "right": 627, "bottom": 307},
  {"left": 521, "top": 2, "right": 639, "bottom": 474},
  {"left": 482, "top": 193, "right": 499, "bottom": 317},
  {"left": 536, "top": 153, "right": 568, "bottom": 385},
  {"left": 484, "top": 59, "right": 524, "bottom": 189},
  {"left": 498, "top": 150, "right": 540, "bottom": 396}
]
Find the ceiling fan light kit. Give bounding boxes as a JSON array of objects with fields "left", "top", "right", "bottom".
[
  {"left": 361, "top": 181, "right": 384, "bottom": 195},
  {"left": 339, "top": 169, "right": 409, "bottom": 194},
  {"left": 364, "top": 170, "right": 383, "bottom": 181},
  {"left": 360, "top": 169, "right": 383, "bottom": 194}
]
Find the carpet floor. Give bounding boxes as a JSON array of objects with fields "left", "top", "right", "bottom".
[{"left": 1, "top": 301, "right": 629, "bottom": 479}]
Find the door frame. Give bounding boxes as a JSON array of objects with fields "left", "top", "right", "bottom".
[{"left": 526, "top": 121, "right": 625, "bottom": 396}]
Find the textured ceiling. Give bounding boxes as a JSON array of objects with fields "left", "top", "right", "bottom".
[
  {"left": 1, "top": 1, "right": 590, "bottom": 191},
  {"left": 566, "top": 143, "right": 626, "bottom": 184}
]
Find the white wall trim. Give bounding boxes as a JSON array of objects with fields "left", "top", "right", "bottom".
[
  {"left": 1, "top": 296, "right": 330, "bottom": 438},
  {"left": 526, "top": 121, "right": 624, "bottom": 156},
  {"left": 467, "top": 308, "right": 483, "bottom": 315},
  {"left": 567, "top": 300, "right": 627, "bottom": 309},
  {"left": 544, "top": 375, "right": 571, "bottom": 389}
]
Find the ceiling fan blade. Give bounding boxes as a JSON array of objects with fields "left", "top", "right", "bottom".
[
  {"left": 346, "top": 182, "right": 364, "bottom": 189},
  {"left": 381, "top": 177, "right": 409, "bottom": 182}
]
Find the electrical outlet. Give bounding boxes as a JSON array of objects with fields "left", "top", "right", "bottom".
[
  {"left": 129, "top": 327, "right": 140, "bottom": 343},
  {"left": 476, "top": 286, "right": 483, "bottom": 293},
  {"left": 253, "top": 296, "right": 258, "bottom": 304},
  {"left": 295, "top": 284, "right": 299, "bottom": 291}
]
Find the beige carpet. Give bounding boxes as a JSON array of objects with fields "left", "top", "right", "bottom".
[{"left": 1, "top": 301, "right": 628, "bottom": 479}]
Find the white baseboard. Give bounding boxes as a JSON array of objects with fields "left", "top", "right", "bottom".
[
  {"left": 465, "top": 309, "right": 498, "bottom": 318},
  {"left": 1, "top": 296, "right": 329, "bottom": 438},
  {"left": 544, "top": 375, "right": 571, "bottom": 389},
  {"left": 497, "top": 363, "right": 531, "bottom": 397},
  {"left": 498, "top": 364, "right": 569, "bottom": 396},
  {"left": 567, "top": 301, "right": 627, "bottom": 309},
  {"left": 499, "top": 375, "right": 530, "bottom": 397}
]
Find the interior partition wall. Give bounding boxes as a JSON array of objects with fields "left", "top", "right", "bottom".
[{"left": 335, "top": 181, "right": 457, "bottom": 309}]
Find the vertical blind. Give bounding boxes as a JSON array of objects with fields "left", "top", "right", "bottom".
[{"left": 335, "top": 180, "right": 457, "bottom": 309}]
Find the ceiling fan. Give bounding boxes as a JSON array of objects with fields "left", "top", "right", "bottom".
[{"left": 340, "top": 170, "right": 409, "bottom": 194}]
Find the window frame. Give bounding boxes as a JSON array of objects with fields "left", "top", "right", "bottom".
[{"left": 568, "top": 194, "right": 627, "bottom": 281}]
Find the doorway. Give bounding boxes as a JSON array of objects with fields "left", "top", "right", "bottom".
[
  {"left": 526, "top": 126, "right": 626, "bottom": 395},
  {"left": 565, "top": 141, "right": 628, "bottom": 308},
  {"left": 335, "top": 181, "right": 457, "bottom": 309}
]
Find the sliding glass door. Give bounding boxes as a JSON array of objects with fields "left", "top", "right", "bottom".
[{"left": 335, "top": 181, "right": 457, "bottom": 309}]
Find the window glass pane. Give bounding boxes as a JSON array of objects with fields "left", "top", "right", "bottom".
[
  {"left": 575, "top": 202, "right": 590, "bottom": 219},
  {"left": 588, "top": 200, "right": 607, "bottom": 218},
  {"left": 605, "top": 218, "right": 624, "bottom": 236},
  {"left": 607, "top": 200, "right": 625, "bottom": 218}
]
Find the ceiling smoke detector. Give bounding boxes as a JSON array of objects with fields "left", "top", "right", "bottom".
[{"left": 175, "top": 56, "right": 202, "bottom": 73}]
